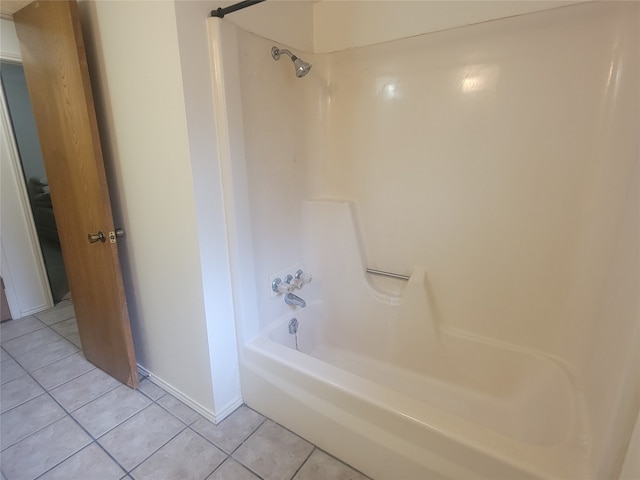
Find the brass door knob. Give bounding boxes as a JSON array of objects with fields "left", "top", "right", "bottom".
[{"left": 88, "top": 231, "right": 106, "bottom": 243}]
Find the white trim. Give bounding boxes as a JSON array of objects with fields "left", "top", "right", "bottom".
[
  {"left": 18, "top": 303, "right": 51, "bottom": 317},
  {"left": 0, "top": 53, "right": 21, "bottom": 63},
  {"left": 137, "top": 364, "right": 243, "bottom": 425},
  {"left": 0, "top": 243, "right": 21, "bottom": 317},
  {"left": 0, "top": 18, "right": 21, "bottom": 61}
]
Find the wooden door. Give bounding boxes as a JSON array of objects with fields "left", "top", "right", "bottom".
[{"left": 13, "top": 0, "right": 138, "bottom": 387}]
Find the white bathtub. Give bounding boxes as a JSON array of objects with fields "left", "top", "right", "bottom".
[
  {"left": 210, "top": 2, "right": 639, "bottom": 477},
  {"left": 242, "top": 301, "right": 589, "bottom": 480},
  {"left": 240, "top": 201, "right": 592, "bottom": 479}
]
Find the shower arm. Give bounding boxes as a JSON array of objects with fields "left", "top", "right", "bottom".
[
  {"left": 271, "top": 46, "right": 312, "bottom": 78},
  {"left": 271, "top": 47, "right": 298, "bottom": 61}
]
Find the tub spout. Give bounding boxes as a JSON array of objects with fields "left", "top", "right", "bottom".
[{"left": 284, "top": 293, "right": 306, "bottom": 308}]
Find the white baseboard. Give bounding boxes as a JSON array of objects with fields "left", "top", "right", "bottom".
[
  {"left": 136, "top": 364, "right": 243, "bottom": 425},
  {"left": 21, "top": 303, "right": 52, "bottom": 318}
]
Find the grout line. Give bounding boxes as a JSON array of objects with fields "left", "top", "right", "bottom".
[
  {"left": 31, "top": 382, "right": 148, "bottom": 477},
  {"left": 33, "top": 442, "right": 126, "bottom": 480},
  {"left": 2, "top": 311, "right": 371, "bottom": 479},
  {"left": 314, "top": 446, "right": 373, "bottom": 479},
  {"left": 0, "top": 325, "right": 60, "bottom": 357},
  {"left": 0, "top": 393, "right": 51, "bottom": 451},
  {"left": 2, "top": 363, "right": 105, "bottom": 476},
  {"left": 289, "top": 447, "right": 316, "bottom": 480},
  {"left": 92, "top": 401, "right": 155, "bottom": 441},
  {"left": 208, "top": 456, "right": 267, "bottom": 480},
  {"left": 193, "top": 409, "right": 268, "bottom": 480},
  {"left": 1, "top": 325, "right": 131, "bottom": 477},
  {"left": 25, "top": 347, "right": 87, "bottom": 378},
  {"left": 224, "top": 417, "right": 270, "bottom": 480},
  {"left": 1, "top": 324, "right": 134, "bottom": 479},
  {"left": 227, "top": 416, "right": 268, "bottom": 457},
  {"left": 0, "top": 318, "right": 49, "bottom": 343},
  {"left": 180, "top": 428, "right": 233, "bottom": 480},
  {"left": 124, "top": 424, "right": 190, "bottom": 475},
  {"left": 154, "top": 393, "right": 200, "bottom": 427}
]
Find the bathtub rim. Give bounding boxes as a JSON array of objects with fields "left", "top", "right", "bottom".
[
  {"left": 242, "top": 310, "right": 592, "bottom": 480},
  {"left": 267, "top": 300, "right": 589, "bottom": 444}
]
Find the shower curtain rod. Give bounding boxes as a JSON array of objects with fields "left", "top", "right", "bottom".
[{"left": 210, "top": 0, "right": 266, "bottom": 18}]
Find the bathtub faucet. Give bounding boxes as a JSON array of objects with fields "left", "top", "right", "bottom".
[{"left": 284, "top": 293, "right": 306, "bottom": 308}]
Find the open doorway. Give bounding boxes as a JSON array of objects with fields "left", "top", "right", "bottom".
[{"left": 0, "top": 60, "right": 69, "bottom": 304}]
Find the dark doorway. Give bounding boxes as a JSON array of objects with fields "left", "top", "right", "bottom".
[{"left": 0, "top": 61, "right": 69, "bottom": 303}]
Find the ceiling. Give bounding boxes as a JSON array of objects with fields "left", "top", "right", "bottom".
[{"left": 0, "top": 0, "right": 31, "bottom": 18}]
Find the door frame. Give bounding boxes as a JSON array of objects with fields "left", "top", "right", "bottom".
[{"left": 0, "top": 51, "right": 54, "bottom": 318}]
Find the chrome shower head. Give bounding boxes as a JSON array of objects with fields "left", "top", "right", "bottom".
[{"left": 271, "top": 46, "right": 312, "bottom": 78}]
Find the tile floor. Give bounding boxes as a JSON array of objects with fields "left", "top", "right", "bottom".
[{"left": 0, "top": 301, "right": 371, "bottom": 480}]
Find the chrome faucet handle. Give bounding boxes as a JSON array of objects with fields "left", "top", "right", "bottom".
[
  {"left": 272, "top": 278, "right": 293, "bottom": 294},
  {"left": 294, "top": 270, "right": 312, "bottom": 284}
]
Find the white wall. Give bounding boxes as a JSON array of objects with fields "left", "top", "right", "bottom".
[
  {"left": 313, "top": 0, "right": 587, "bottom": 52},
  {"left": 173, "top": 0, "right": 242, "bottom": 419},
  {"left": 77, "top": 0, "right": 223, "bottom": 417},
  {"left": 0, "top": 19, "right": 21, "bottom": 60},
  {"left": 0, "top": 0, "right": 313, "bottom": 421},
  {"left": 212, "top": 0, "right": 314, "bottom": 53}
]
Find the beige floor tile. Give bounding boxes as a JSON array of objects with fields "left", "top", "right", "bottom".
[
  {"left": 98, "top": 404, "right": 185, "bottom": 471},
  {"left": 35, "top": 304, "right": 75, "bottom": 326},
  {"left": 2, "top": 328, "right": 60, "bottom": 357},
  {"left": 31, "top": 353, "right": 94, "bottom": 390},
  {"left": 65, "top": 332, "right": 82, "bottom": 349},
  {"left": 207, "top": 458, "right": 261, "bottom": 480},
  {"left": 191, "top": 405, "right": 264, "bottom": 453},
  {"left": 130, "top": 428, "right": 226, "bottom": 480},
  {"left": 49, "top": 318, "right": 78, "bottom": 338},
  {"left": 293, "top": 449, "right": 370, "bottom": 480},
  {"left": 37, "top": 443, "right": 125, "bottom": 480},
  {"left": 136, "top": 378, "right": 166, "bottom": 401},
  {"left": 0, "top": 394, "right": 65, "bottom": 449},
  {"left": 71, "top": 384, "right": 151, "bottom": 438},
  {"left": 13, "top": 338, "right": 78, "bottom": 372},
  {"left": 49, "top": 368, "right": 121, "bottom": 412},
  {"left": 233, "top": 421, "right": 314, "bottom": 480},
  {"left": 0, "top": 317, "right": 46, "bottom": 343},
  {"left": 157, "top": 394, "right": 200, "bottom": 425},
  {"left": 0, "top": 375, "right": 44, "bottom": 413},
  {"left": 0, "top": 356, "right": 26, "bottom": 385},
  {"left": 1, "top": 416, "right": 91, "bottom": 480},
  {"left": 0, "top": 302, "right": 370, "bottom": 480}
]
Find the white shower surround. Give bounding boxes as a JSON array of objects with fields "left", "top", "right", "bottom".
[{"left": 208, "top": 2, "right": 639, "bottom": 479}]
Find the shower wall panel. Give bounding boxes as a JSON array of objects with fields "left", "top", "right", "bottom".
[
  {"left": 315, "top": 4, "right": 639, "bottom": 464},
  {"left": 321, "top": 2, "right": 638, "bottom": 358},
  {"left": 227, "top": 3, "right": 638, "bottom": 470},
  {"left": 235, "top": 30, "right": 320, "bottom": 331}
]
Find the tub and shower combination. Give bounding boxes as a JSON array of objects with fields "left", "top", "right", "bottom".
[{"left": 208, "top": 2, "right": 639, "bottom": 479}]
